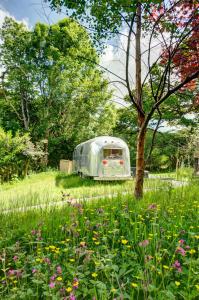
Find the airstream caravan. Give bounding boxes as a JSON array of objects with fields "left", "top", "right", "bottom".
[{"left": 73, "top": 136, "right": 131, "bottom": 180}]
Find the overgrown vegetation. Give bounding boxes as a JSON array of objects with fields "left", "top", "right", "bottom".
[{"left": 0, "top": 178, "right": 198, "bottom": 299}]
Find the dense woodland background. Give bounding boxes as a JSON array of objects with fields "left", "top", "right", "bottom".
[{"left": 0, "top": 15, "right": 198, "bottom": 182}]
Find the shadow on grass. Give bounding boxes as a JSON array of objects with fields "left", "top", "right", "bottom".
[{"left": 55, "top": 173, "right": 125, "bottom": 189}]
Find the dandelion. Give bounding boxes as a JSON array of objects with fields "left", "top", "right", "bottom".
[
  {"left": 121, "top": 239, "right": 128, "bottom": 245},
  {"left": 56, "top": 276, "right": 62, "bottom": 281},
  {"left": 175, "top": 281, "right": 180, "bottom": 287},
  {"left": 189, "top": 249, "right": 196, "bottom": 255},
  {"left": 91, "top": 272, "right": 98, "bottom": 278},
  {"left": 66, "top": 287, "right": 72, "bottom": 292},
  {"left": 131, "top": 282, "right": 138, "bottom": 288}
]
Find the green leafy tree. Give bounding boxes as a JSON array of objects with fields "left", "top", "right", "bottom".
[{"left": 0, "top": 17, "right": 116, "bottom": 167}]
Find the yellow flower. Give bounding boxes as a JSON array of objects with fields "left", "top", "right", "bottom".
[
  {"left": 175, "top": 281, "right": 180, "bottom": 287},
  {"left": 121, "top": 239, "right": 128, "bottom": 245},
  {"left": 49, "top": 245, "right": 56, "bottom": 250},
  {"left": 92, "top": 272, "right": 98, "bottom": 278},
  {"left": 35, "top": 258, "right": 42, "bottom": 263},
  {"left": 13, "top": 280, "right": 17, "bottom": 284},
  {"left": 92, "top": 237, "right": 97, "bottom": 241},
  {"left": 131, "top": 282, "right": 138, "bottom": 288},
  {"left": 56, "top": 277, "right": 62, "bottom": 281},
  {"left": 111, "top": 288, "right": 116, "bottom": 293},
  {"left": 194, "top": 235, "right": 199, "bottom": 239},
  {"left": 69, "top": 259, "right": 75, "bottom": 262},
  {"left": 163, "top": 265, "right": 169, "bottom": 270},
  {"left": 189, "top": 249, "right": 196, "bottom": 255},
  {"left": 66, "top": 287, "right": 72, "bottom": 292},
  {"left": 94, "top": 242, "right": 100, "bottom": 245}
]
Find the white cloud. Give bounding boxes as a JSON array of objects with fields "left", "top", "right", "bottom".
[{"left": 0, "top": 6, "right": 29, "bottom": 29}]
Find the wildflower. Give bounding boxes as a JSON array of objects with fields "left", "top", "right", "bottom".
[
  {"left": 194, "top": 235, "right": 199, "bottom": 239},
  {"left": 121, "top": 239, "right": 128, "bottom": 245},
  {"left": 91, "top": 273, "right": 98, "bottom": 278},
  {"left": 172, "top": 260, "right": 182, "bottom": 272},
  {"left": 175, "top": 281, "right": 181, "bottom": 287},
  {"left": 44, "top": 258, "right": 51, "bottom": 265},
  {"left": 111, "top": 288, "right": 116, "bottom": 293},
  {"left": 195, "top": 285, "right": 199, "bottom": 291},
  {"left": 69, "top": 294, "right": 76, "bottom": 300},
  {"left": 139, "top": 239, "right": 149, "bottom": 247},
  {"left": 32, "top": 268, "right": 37, "bottom": 274},
  {"left": 189, "top": 249, "right": 196, "bottom": 255},
  {"left": 178, "top": 239, "right": 185, "bottom": 245},
  {"left": 163, "top": 265, "right": 169, "bottom": 270},
  {"left": 49, "top": 282, "right": 55, "bottom": 288},
  {"left": 185, "top": 245, "right": 190, "bottom": 250},
  {"left": 66, "top": 287, "right": 72, "bottom": 292},
  {"left": 56, "top": 266, "right": 62, "bottom": 274},
  {"left": 73, "top": 278, "right": 79, "bottom": 289},
  {"left": 131, "top": 282, "right": 138, "bottom": 288},
  {"left": 79, "top": 241, "right": 86, "bottom": 247},
  {"left": 50, "top": 275, "right": 56, "bottom": 281},
  {"left": 13, "top": 256, "right": 18, "bottom": 262},
  {"left": 148, "top": 203, "right": 157, "bottom": 210},
  {"left": 36, "top": 258, "right": 42, "bottom": 263},
  {"left": 176, "top": 247, "right": 186, "bottom": 256},
  {"left": 94, "top": 241, "right": 100, "bottom": 245},
  {"left": 69, "top": 259, "right": 75, "bottom": 262},
  {"left": 56, "top": 276, "right": 62, "bottom": 281},
  {"left": 13, "top": 280, "right": 17, "bottom": 284}
]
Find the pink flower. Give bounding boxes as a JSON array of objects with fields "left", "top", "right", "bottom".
[
  {"left": 185, "top": 245, "right": 190, "bottom": 250},
  {"left": 176, "top": 247, "right": 186, "bottom": 256},
  {"left": 139, "top": 240, "right": 149, "bottom": 247},
  {"left": 50, "top": 275, "right": 56, "bottom": 281},
  {"left": 44, "top": 258, "right": 51, "bottom": 265},
  {"left": 178, "top": 239, "right": 185, "bottom": 244},
  {"left": 172, "top": 260, "right": 182, "bottom": 272},
  {"left": 148, "top": 203, "right": 157, "bottom": 210},
  {"left": 49, "top": 282, "right": 55, "bottom": 288},
  {"left": 32, "top": 268, "right": 37, "bottom": 274},
  {"left": 13, "top": 256, "right": 18, "bottom": 262},
  {"left": 56, "top": 266, "right": 62, "bottom": 274},
  {"left": 69, "top": 294, "right": 76, "bottom": 300}
]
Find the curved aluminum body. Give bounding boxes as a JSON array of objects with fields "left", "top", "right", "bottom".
[{"left": 73, "top": 136, "right": 131, "bottom": 180}]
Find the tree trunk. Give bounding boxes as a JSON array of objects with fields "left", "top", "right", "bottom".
[
  {"left": 134, "top": 116, "right": 146, "bottom": 199},
  {"left": 134, "top": 2, "right": 145, "bottom": 199}
]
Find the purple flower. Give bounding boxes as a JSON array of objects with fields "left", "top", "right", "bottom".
[
  {"left": 173, "top": 260, "right": 182, "bottom": 272},
  {"left": 49, "top": 282, "right": 55, "bottom": 288},
  {"left": 176, "top": 247, "right": 186, "bottom": 256},
  {"left": 50, "top": 275, "right": 56, "bottom": 281},
  {"left": 8, "top": 269, "right": 15, "bottom": 276},
  {"left": 31, "top": 229, "right": 37, "bottom": 235},
  {"left": 69, "top": 294, "right": 76, "bottom": 300},
  {"left": 139, "top": 239, "right": 149, "bottom": 247}
]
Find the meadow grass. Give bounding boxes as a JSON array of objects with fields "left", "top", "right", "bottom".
[
  {"left": 0, "top": 171, "right": 170, "bottom": 211},
  {"left": 0, "top": 174, "right": 198, "bottom": 299}
]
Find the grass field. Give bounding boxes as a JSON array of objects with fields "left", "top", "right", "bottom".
[
  {"left": 0, "top": 171, "right": 198, "bottom": 299},
  {"left": 0, "top": 171, "right": 171, "bottom": 211}
]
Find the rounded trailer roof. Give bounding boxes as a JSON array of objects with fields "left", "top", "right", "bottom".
[{"left": 75, "top": 136, "right": 128, "bottom": 149}]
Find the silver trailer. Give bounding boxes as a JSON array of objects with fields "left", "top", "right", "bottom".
[{"left": 73, "top": 136, "right": 131, "bottom": 180}]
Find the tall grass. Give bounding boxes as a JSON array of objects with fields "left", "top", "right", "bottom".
[{"left": 0, "top": 176, "right": 198, "bottom": 299}]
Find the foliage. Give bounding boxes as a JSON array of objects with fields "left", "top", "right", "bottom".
[
  {"left": 0, "top": 179, "right": 198, "bottom": 299},
  {"left": 0, "top": 17, "right": 117, "bottom": 168},
  {"left": 0, "top": 128, "right": 44, "bottom": 182}
]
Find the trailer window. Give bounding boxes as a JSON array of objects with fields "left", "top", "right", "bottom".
[{"left": 103, "top": 148, "right": 123, "bottom": 159}]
